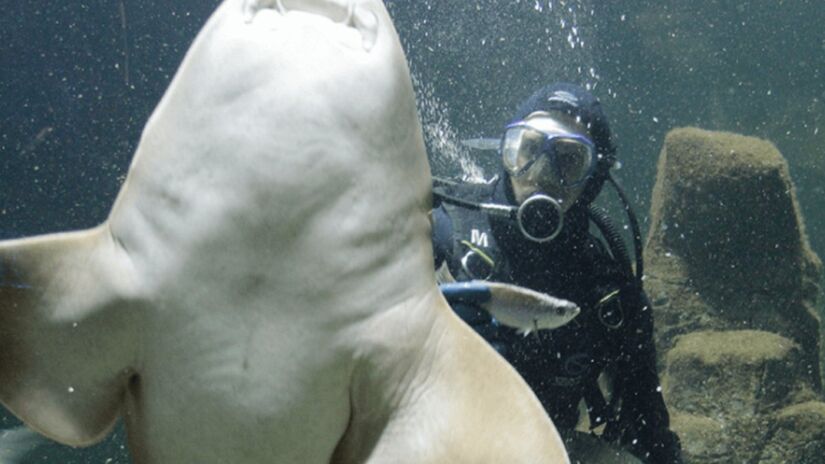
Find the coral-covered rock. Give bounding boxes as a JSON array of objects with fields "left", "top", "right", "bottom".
[
  {"left": 644, "top": 128, "right": 824, "bottom": 463},
  {"left": 757, "top": 401, "right": 825, "bottom": 463},
  {"left": 645, "top": 127, "right": 822, "bottom": 388},
  {"left": 669, "top": 413, "right": 730, "bottom": 463},
  {"left": 664, "top": 330, "right": 807, "bottom": 419}
]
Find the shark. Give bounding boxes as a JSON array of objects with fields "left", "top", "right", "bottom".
[{"left": 0, "top": 0, "right": 570, "bottom": 462}]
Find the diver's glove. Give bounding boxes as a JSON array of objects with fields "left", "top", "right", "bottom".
[
  {"left": 439, "top": 282, "right": 492, "bottom": 306},
  {"left": 439, "top": 282, "right": 495, "bottom": 328}
]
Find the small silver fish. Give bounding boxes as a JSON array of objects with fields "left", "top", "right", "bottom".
[{"left": 477, "top": 281, "right": 580, "bottom": 336}]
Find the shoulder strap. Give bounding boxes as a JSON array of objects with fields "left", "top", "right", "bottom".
[{"left": 434, "top": 181, "right": 507, "bottom": 282}]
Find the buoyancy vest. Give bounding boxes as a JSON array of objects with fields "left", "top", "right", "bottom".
[{"left": 433, "top": 177, "right": 632, "bottom": 430}]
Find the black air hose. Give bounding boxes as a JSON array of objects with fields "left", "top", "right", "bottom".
[
  {"left": 587, "top": 205, "right": 636, "bottom": 284},
  {"left": 607, "top": 171, "right": 644, "bottom": 286}
]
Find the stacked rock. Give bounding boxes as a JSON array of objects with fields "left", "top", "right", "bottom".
[{"left": 644, "top": 128, "right": 824, "bottom": 463}]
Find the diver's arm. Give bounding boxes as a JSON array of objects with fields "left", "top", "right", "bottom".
[
  {"left": 612, "top": 289, "right": 683, "bottom": 464},
  {"left": 439, "top": 282, "right": 491, "bottom": 306}
]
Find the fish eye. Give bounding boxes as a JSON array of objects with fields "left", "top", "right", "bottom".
[{"left": 556, "top": 307, "right": 566, "bottom": 316}]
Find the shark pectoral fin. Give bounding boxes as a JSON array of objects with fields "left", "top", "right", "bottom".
[{"left": 0, "top": 226, "right": 140, "bottom": 446}]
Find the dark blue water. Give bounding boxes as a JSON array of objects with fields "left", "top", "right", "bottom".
[
  {"left": 1, "top": 1, "right": 823, "bottom": 462},
  {"left": 1, "top": 1, "right": 213, "bottom": 238}
]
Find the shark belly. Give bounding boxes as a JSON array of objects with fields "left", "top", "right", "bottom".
[
  {"left": 0, "top": 0, "right": 571, "bottom": 463},
  {"left": 125, "top": 288, "right": 354, "bottom": 462}
]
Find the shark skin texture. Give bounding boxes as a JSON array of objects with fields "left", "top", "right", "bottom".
[{"left": 0, "top": 1, "right": 570, "bottom": 463}]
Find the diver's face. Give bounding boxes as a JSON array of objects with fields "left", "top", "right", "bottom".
[
  {"left": 507, "top": 111, "right": 592, "bottom": 208},
  {"left": 510, "top": 157, "right": 588, "bottom": 207}
]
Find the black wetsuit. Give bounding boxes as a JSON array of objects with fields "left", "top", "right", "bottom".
[{"left": 432, "top": 177, "right": 682, "bottom": 464}]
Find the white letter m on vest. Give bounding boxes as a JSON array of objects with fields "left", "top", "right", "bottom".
[{"left": 471, "top": 229, "right": 489, "bottom": 248}]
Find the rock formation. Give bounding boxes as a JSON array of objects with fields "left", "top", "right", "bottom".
[{"left": 644, "top": 127, "right": 824, "bottom": 463}]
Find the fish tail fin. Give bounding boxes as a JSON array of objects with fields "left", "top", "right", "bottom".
[{"left": 0, "top": 226, "right": 138, "bottom": 446}]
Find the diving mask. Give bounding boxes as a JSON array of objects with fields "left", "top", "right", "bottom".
[{"left": 501, "top": 120, "right": 597, "bottom": 188}]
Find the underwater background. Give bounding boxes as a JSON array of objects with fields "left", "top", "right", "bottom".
[{"left": 0, "top": 0, "right": 823, "bottom": 462}]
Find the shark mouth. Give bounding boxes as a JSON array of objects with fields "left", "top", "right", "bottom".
[{"left": 242, "top": 0, "right": 378, "bottom": 51}]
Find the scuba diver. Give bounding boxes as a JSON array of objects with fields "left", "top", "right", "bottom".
[{"left": 432, "top": 83, "right": 683, "bottom": 463}]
